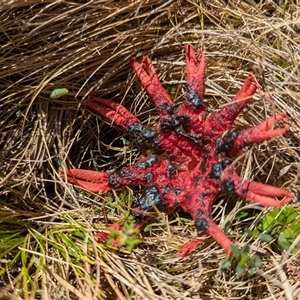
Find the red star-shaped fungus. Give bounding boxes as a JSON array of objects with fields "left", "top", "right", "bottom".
[{"left": 62, "top": 44, "right": 293, "bottom": 257}]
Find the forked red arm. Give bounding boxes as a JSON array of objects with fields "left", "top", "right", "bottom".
[
  {"left": 86, "top": 96, "right": 140, "bottom": 129},
  {"left": 222, "top": 167, "right": 293, "bottom": 207},
  {"left": 61, "top": 169, "right": 111, "bottom": 192},
  {"left": 130, "top": 56, "right": 175, "bottom": 118}
]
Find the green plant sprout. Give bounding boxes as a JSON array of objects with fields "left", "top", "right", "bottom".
[
  {"left": 106, "top": 215, "right": 142, "bottom": 252},
  {"left": 220, "top": 244, "right": 262, "bottom": 276},
  {"left": 255, "top": 206, "right": 300, "bottom": 254}
]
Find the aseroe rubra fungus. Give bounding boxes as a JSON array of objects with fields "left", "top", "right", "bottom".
[{"left": 62, "top": 44, "right": 293, "bottom": 256}]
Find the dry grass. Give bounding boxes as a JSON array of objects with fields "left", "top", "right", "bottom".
[{"left": 0, "top": 0, "right": 300, "bottom": 299}]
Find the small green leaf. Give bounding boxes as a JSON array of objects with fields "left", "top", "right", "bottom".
[
  {"left": 278, "top": 233, "right": 291, "bottom": 251},
  {"left": 241, "top": 244, "right": 250, "bottom": 255},
  {"left": 239, "top": 253, "right": 249, "bottom": 267},
  {"left": 224, "top": 221, "right": 232, "bottom": 233},
  {"left": 120, "top": 137, "right": 130, "bottom": 146},
  {"left": 237, "top": 211, "right": 249, "bottom": 219},
  {"left": 143, "top": 224, "right": 152, "bottom": 233},
  {"left": 236, "top": 262, "right": 245, "bottom": 276},
  {"left": 15, "top": 110, "right": 21, "bottom": 117},
  {"left": 125, "top": 238, "right": 142, "bottom": 252},
  {"left": 258, "top": 233, "right": 273, "bottom": 242},
  {"left": 257, "top": 206, "right": 300, "bottom": 253},
  {"left": 50, "top": 88, "right": 69, "bottom": 99},
  {"left": 230, "top": 244, "right": 241, "bottom": 255},
  {"left": 252, "top": 257, "right": 262, "bottom": 268},
  {"left": 248, "top": 268, "right": 256, "bottom": 276},
  {"left": 220, "top": 258, "right": 232, "bottom": 273}
]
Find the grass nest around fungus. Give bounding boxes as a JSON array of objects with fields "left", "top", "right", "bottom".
[{"left": 1, "top": 1, "right": 300, "bottom": 299}]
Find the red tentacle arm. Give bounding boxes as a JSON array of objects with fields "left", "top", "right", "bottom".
[
  {"left": 62, "top": 157, "right": 177, "bottom": 193},
  {"left": 130, "top": 56, "right": 174, "bottom": 117},
  {"left": 212, "top": 73, "right": 258, "bottom": 131},
  {"left": 178, "top": 218, "right": 232, "bottom": 257},
  {"left": 110, "top": 159, "right": 167, "bottom": 188},
  {"left": 228, "top": 112, "right": 289, "bottom": 156},
  {"left": 61, "top": 169, "right": 111, "bottom": 192},
  {"left": 190, "top": 72, "right": 258, "bottom": 138},
  {"left": 185, "top": 44, "right": 205, "bottom": 101},
  {"left": 206, "top": 218, "right": 232, "bottom": 256},
  {"left": 177, "top": 45, "right": 207, "bottom": 130},
  {"left": 86, "top": 96, "right": 140, "bottom": 129},
  {"left": 178, "top": 239, "right": 206, "bottom": 257},
  {"left": 222, "top": 168, "right": 293, "bottom": 207}
]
